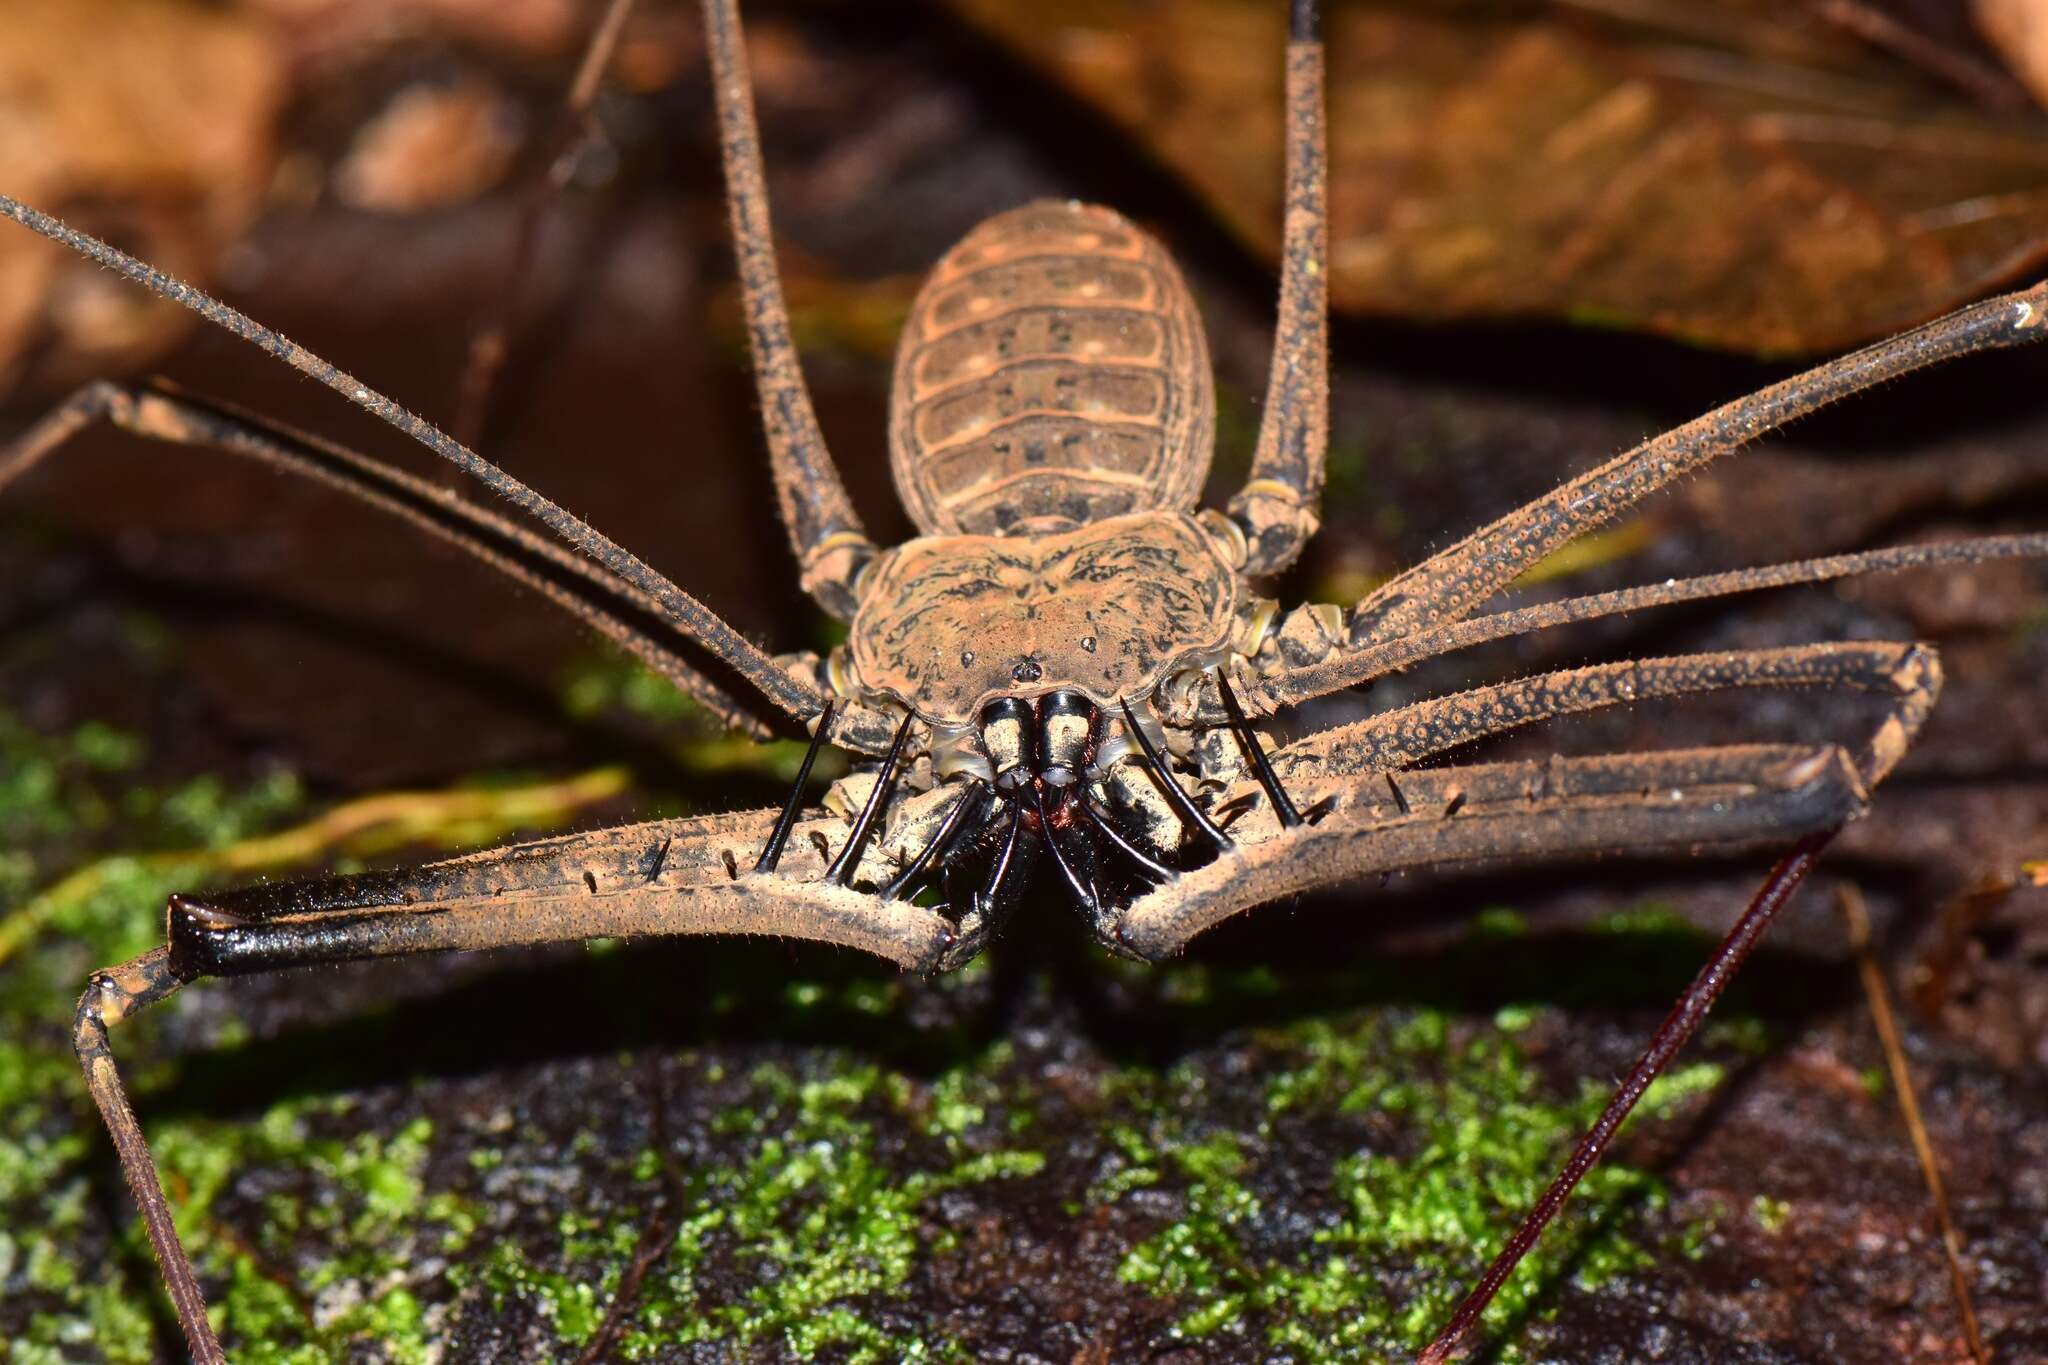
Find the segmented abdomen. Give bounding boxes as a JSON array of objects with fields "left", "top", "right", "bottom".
[{"left": 889, "top": 201, "right": 1213, "bottom": 537}]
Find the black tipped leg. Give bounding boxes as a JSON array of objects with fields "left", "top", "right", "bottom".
[{"left": 1290, "top": 0, "right": 1318, "bottom": 43}]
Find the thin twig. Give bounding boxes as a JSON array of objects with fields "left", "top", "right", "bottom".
[
  {"left": 1835, "top": 883, "right": 1988, "bottom": 1365},
  {"left": 573, "top": 1053, "right": 685, "bottom": 1365},
  {"left": 455, "top": 0, "right": 640, "bottom": 447},
  {"left": 1813, "top": 0, "right": 2030, "bottom": 113}
]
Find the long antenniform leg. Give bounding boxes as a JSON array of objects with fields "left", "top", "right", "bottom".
[
  {"left": 1228, "top": 0, "right": 1329, "bottom": 575},
  {"left": 700, "top": 0, "right": 878, "bottom": 618},
  {"left": 0, "top": 379, "right": 785, "bottom": 737},
  {"left": 0, "top": 195, "right": 900, "bottom": 742},
  {"left": 1220, "top": 531, "right": 2048, "bottom": 717},
  {"left": 1346, "top": 282, "right": 2047, "bottom": 649}
]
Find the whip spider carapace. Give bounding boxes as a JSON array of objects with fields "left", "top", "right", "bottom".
[{"left": 3, "top": 0, "right": 2045, "bottom": 1359}]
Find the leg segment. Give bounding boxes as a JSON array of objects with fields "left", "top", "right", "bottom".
[
  {"left": 2, "top": 379, "right": 780, "bottom": 737},
  {"left": 72, "top": 949, "right": 221, "bottom": 1364},
  {"left": 700, "top": 0, "right": 877, "bottom": 619},
  {"left": 1111, "top": 742, "right": 1864, "bottom": 958},
  {"left": 1347, "top": 282, "right": 2048, "bottom": 649},
  {"left": 0, "top": 196, "right": 845, "bottom": 731},
  {"left": 1416, "top": 830, "right": 1838, "bottom": 1365},
  {"left": 1227, "top": 0, "right": 1329, "bottom": 576},
  {"left": 1196, "top": 531, "right": 2048, "bottom": 719},
  {"left": 1273, "top": 640, "right": 1940, "bottom": 790}
]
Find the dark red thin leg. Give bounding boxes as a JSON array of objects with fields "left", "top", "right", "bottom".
[{"left": 1418, "top": 828, "right": 1838, "bottom": 1364}]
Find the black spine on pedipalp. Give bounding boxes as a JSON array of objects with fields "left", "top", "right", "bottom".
[
  {"left": 1079, "top": 793, "right": 1177, "bottom": 882},
  {"left": 826, "top": 711, "right": 915, "bottom": 885},
  {"left": 1216, "top": 671, "right": 1303, "bottom": 828},
  {"left": 756, "top": 699, "right": 835, "bottom": 873},
  {"left": 881, "top": 783, "right": 990, "bottom": 902},
  {"left": 1118, "top": 698, "right": 1233, "bottom": 852}
]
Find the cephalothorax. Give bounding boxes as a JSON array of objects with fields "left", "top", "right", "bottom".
[{"left": 3, "top": 0, "right": 2045, "bottom": 1360}]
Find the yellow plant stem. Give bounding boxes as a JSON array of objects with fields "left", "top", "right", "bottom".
[{"left": 0, "top": 766, "right": 630, "bottom": 966}]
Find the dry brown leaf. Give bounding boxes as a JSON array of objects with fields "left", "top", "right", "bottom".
[
  {"left": 334, "top": 81, "right": 522, "bottom": 215},
  {"left": 246, "top": 0, "right": 585, "bottom": 69},
  {"left": 942, "top": 0, "right": 2048, "bottom": 352},
  {"left": 0, "top": 0, "right": 281, "bottom": 389},
  {"left": 1976, "top": 0, "right": 2048, "bottom": 106}
]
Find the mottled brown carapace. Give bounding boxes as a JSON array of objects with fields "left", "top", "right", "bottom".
[{"left": 848, "top": 510, "right": 1242, "bottom": 725}]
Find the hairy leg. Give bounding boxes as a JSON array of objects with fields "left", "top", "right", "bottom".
[
  {"left": 1227, "top": 0, "right": 1330, "bottom": 575},
  {"left": 700, "top": 0, "right": 877, "bottom": 617},
  {"left": 1347, "top": 282, "right": 2047, "bottom": 649}
]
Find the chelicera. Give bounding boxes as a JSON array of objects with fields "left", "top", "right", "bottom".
[{"left": 1, "top": 0, "right": 2045, "bottom": 1360}]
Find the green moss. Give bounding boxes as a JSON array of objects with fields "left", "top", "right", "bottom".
[
  {"left": 1751, "top": 1194, "right": 1792, "bottom": 1234},
  {"left": 557, "top": 650, "right": 843, "bottom": 785},
  {"left": 469, "top": 1046, "right": 1040, "bottom": 1362},
  {"left": 1470, "top": 905, "right": 1529, "bottom": 941},
  {"left": 1102, "top": 1005, "right": 1727, "bottom": 1359},
  {"left": 0, "top": 700, "right": 629, "bottom": 1359}
]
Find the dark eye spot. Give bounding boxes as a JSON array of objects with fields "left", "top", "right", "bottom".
[
  {"left": 1013, "top": 659, "right": 1043, "bottom": 683},
  {"left": 961, "top": 650, "right": 976, "bottom": 666},
  {"left": 1080, "top": 636, "right": 1097, "bottom": 653}
]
